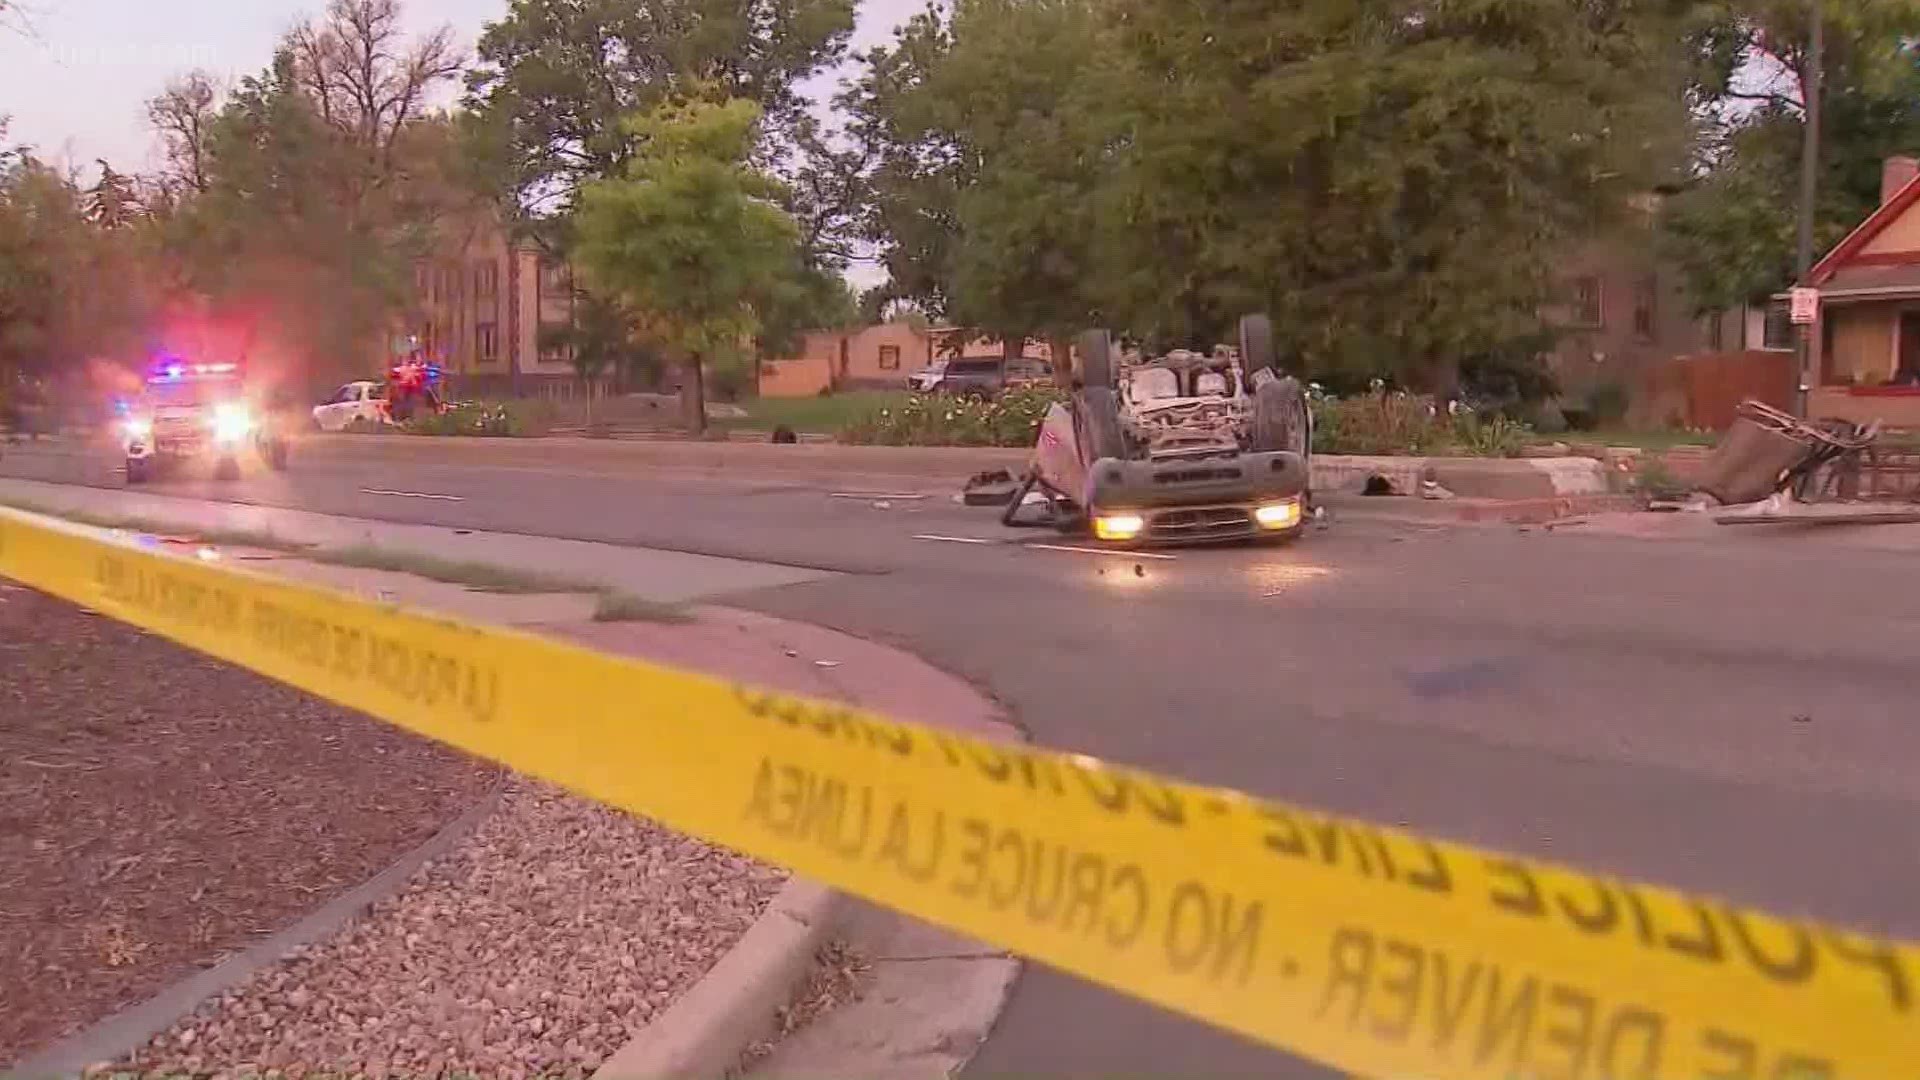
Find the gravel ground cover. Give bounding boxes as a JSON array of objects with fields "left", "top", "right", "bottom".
[
  {"left": 0, "top": 584, "right": 499, "bottom": 1066},
  {"left": 117, "top": 781, "right": 788, "bottom": 1080}
]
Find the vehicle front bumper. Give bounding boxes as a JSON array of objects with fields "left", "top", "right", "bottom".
[
  {"left": 1084, "top": 450, "right": 1309, "bottom": 544},
  {"left": 127, "top": 431, "right": 248, "bottom": 460}
]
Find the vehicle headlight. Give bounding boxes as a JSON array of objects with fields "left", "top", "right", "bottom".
[
  {"left": 1255, "top": 499, "right": 1302, "bottom": 530},
  {"left": 212, "top": 403, "right": 253, "bottom": 442},
  {"left": 1093, "top": 513, "right": 1146, "bottom": 541},
  {"left": 123, "top": 418, "right": 152, "bottom": 440}
]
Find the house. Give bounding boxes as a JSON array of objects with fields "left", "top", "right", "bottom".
[
  {"left": 1543, "top": 194, "right": 1785, "bottom": 426},
  {"left": 405, "top": 212, "right": 584, "bottom": 396},
  {"left": 1798, "top": 156, "right": 1920, "bottom": 427},
  {"left": 758, "top": 320, "right": 1055, "bottom": 397}
]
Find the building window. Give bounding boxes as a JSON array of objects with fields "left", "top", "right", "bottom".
[
  {"left": 476, "top": 322, "right": 499, "bottom": 361},
  {"left": 475, "top": 261, "right": 499, "bottom": 298},
  {"left": 540, "top": 260, "right": 570, "bottom": 295},
  {"left": 1706, "top": 311, "right": 1725, "bottom": 352},
  {"left": 878, "top": 344, "right": 901, "bottom": 370},
  {"left": 1633, "top": 275, "right": 1657, "bottom": 341},
  {"left": 1570, "top": 276, "right": 1604, "bottom": 329},
  {"left": 1763, "top": 298, "right": 1795, "bottom": 351}
]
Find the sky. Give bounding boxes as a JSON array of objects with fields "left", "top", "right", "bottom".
[{"left": 0, "top": 0, "right": 919, "bottom": 175}]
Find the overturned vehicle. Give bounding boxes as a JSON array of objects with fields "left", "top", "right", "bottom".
[{"left": 1001, "top": 314, "right": 1312, "bottom": 545}]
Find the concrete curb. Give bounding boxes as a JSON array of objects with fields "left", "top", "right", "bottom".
[
  {"left": 1311, "top": 454, "right": 1611, "bottom": 500},
  {"left": 5, "top": 784, "right": 507, "bottom": 1080},
  {"left": 590, "top": 878, "right": 842, "bottom": 1080}
]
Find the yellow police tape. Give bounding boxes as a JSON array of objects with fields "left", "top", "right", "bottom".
[{"left": 1, "top": 504, "right": 1913, "bottom": 1078}]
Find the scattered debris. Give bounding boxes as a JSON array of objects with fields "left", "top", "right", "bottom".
[
  {"left": 961, "top": 469, "right": 1022, "bottom": 507},
  {"left": 1419, "top": 465, "right": 1455, "bottom": 501},
  {"left": 813, "top": 660, "right": 841, "bottom": 669}
]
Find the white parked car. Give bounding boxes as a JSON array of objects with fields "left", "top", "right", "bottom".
[{"left": 312, "top": 380, "right": 388, "bottom": 431}]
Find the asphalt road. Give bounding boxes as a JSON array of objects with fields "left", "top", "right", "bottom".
[{"left": 7, "top": 438, "right": 1920, "bottom": 1077}]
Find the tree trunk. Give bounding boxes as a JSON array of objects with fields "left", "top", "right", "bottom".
[
  {"left": 682, "top": 353, "right": 707, "bottom": 436},
  {"left": 1427, "top": 354, "right": 1462, "bottom": 406},
  {"left": 1048, "top": 334, "right": 1074, "bottom": 389}
]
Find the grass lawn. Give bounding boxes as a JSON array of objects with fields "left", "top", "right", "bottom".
[{"left": 723, "top": 390, "right": 911, "bottom": 434}]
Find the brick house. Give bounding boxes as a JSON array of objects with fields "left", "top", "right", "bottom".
[{"left": 405, "top": 212, "right": 584, "bottom": 396}]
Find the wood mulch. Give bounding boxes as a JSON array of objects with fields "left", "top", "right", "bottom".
[{"left": 0, "top": 584, "right": 499, "bottom": 1066}]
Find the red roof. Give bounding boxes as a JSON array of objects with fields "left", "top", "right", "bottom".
[{"left": 1807, "top": 172, "right": 1920, "bottom": 285}]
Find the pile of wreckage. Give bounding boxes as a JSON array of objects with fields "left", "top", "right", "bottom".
[{"left": 1692, "top": 400, "right": 1920, "bottom": 526}]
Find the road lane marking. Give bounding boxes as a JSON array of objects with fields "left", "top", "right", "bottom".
[
  {"left": 912, "top": 534, "right": 1002, "bottom": 545},
  {"left": 361, "top": 488, "right": 465, "bottom": 501},
  {"left": 1027, "top": 543, "right": 1178, "bottom": 560},
  {"left": 829, "top": 491, "right": 929, "bottom": 501}
]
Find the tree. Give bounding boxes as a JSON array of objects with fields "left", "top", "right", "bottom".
[
  {"left": 85, "top": 161, "right": 139, "bottom": 229},
  {"left": 573, "top": 97, "right": 800, "bottom": 434},
  {"left": 847, "top": 0, "right": 1110, "bottom": 383},
  {"left": 1664, "top": 2, "right": 1920, "bottom": 311},
  {"left": 148, "top": 71, "right": 220, "bottom": 197},
  {"left": 1080, "top": 0, "right": 1695, "bottom": 390},
  {"left": 159, "top": 0, "right": 479, "bottom": 386},
  {"left": 466, "top": 0, "right": 855, "bottom": 210}
]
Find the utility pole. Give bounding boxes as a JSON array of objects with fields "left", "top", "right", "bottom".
[{"left": 1794, "top": 0, "right": 1824, "bottom": 417}]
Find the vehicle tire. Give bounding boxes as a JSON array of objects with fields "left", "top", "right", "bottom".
[
  {"left": 1078, "top": 329, "right": 1115, "bottom": 388},
  {"left": 124, "top": 458, "right": 148, "bottom": 485},
  {"left": 1075, "top": 386, "right": 1127, "bottom": 464},
  {"left": 1251, "top": 376, "right": 1311, "bottom": 456},
  {"left": 1239, "top": 313, "right": 1277, "bottom": 377},
  {"left": 214, "top": 456, "right": 240, "bottom": 481}
]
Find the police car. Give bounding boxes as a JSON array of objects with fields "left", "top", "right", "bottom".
[{"left": 121, "top": 358, "right": 289, "bottom": 483}]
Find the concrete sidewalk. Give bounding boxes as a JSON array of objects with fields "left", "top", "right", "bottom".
[{"left": 0, "top": 476, "right": 834, "bottom": 605}]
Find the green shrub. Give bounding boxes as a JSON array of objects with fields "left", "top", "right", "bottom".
[
  {"left": 1310, "top": 388, "right": 1446, "bottom": 455},
  {"left": 402, "top": 400, "right": 551, "bottom": 437},
  {"left": 1451, "top": 412, "right": 1534, "bottom": 458},
  {"left": 839, "top": 387, "right": 1064, "bottom": 447}
]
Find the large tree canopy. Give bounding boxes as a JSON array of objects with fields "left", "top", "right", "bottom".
[
  {"left": 466, "top": 0, "right": 855, "bottom": 208},
  {"left": 848, "top": 0, "right": 1108, "bottom": 366},
  {"left": 849, "top": 0, "right": 1697, "bottom": 389},
  {"left": 1665, "top": 1, "right": 1920, "bottom": 312},
  {"left": 158, "top": 0, "right": 478, "bottom": 383}
]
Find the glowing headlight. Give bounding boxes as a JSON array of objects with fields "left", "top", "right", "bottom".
[
  {"left": 1255, "top": 499, "right": 1303, "bottom": 530},
  {"left": 123, "top": 418, "right": 152, "bottom": 440},
  {"left": 212, "top": 403, "right": 254, "bottom": 442},
  {"left": 1093, "top": 513, "right": 1146, "bottom": 541}
]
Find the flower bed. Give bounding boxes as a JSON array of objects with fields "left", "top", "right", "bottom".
[
  {"left": 402, "top": 400, "right": 553, "bottom": 438},
  {"left": 838, "top": 387, "right": 1064, "bottom": 447}
]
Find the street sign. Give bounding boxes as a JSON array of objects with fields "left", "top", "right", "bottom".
[{"left": 1790, "top": 286, "right": 1820, "bottom": 325}]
